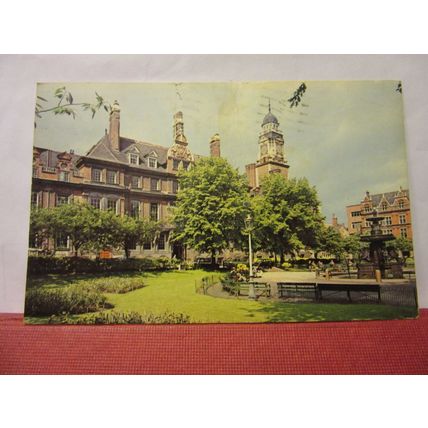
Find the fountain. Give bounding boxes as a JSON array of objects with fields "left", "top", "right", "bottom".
[{"left": 358, "top": 209, "right": 403, "bottom": 279}]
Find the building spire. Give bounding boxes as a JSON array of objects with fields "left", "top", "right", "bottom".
[{"left": 268, "top": 98, "right": 271, "bottom": 113}]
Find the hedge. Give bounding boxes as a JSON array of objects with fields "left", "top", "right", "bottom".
[{"left": 27, "top": 255, "right": 178, "bottom": 275}]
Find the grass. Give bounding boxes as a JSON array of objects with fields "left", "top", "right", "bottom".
[{"left": 25, "top": 270, "right": 418, "bottom": 324}]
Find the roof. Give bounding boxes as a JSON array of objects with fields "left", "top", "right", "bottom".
[
  {"left": 262, "top": 111, "right": 279, "bottom": 126},
  {"left": 36, "top": 147, "right": 81, "bottom": 167},
  {"left": 365, "top": 189, "right": 409, "bottom": 206},
  {"left": 86, "top": 135, "right": 169, "bottom": 170}
]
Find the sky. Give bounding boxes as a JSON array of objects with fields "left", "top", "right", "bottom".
[{"left": 34, "top": 81, "right": 409, "bottom": 224}]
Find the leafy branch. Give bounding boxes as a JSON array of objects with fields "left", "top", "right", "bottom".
[
  {"left": 288, "top": 83, "right": 307, "bottom": 108},
  {"left": 35, "top": 87, "right": 112, "bottom": 126}
]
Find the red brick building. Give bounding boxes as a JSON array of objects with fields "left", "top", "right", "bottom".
[
  {"left": 346, "top": 188, "right": 412, "bottom": 239},
  {"left": 30, "top": 102, "right": 217, "bottom": 258}
]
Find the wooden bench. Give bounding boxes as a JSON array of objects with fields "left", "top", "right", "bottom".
[
  {"left": 277, "top": 282, "right": 319, "bottom": 299},
  {"left": 317, "top": 283, "right": 381, "bottom": 303},
  {"left": 276, "top": 281, "right": 381, "bottom": 303}
]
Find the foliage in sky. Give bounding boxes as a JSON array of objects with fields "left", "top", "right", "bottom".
[
  {"left": 34, "top": 86, "right": 111, "bottom": 126},
  {"left": 288, "top": 82, "right": 307, "bottom": 108},
  {"left": 172, "top": 157, "right": 250, "bottom": 261},
  {"left": 252, "top": 174, "right": 324, "bottom": 262}
]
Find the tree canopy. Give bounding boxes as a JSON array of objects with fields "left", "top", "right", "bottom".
[
  {"left": 29, "top": 202, "right": 159, "bottom": 257},
  {"left": 252, "top": 174, "right": 324, "bottom": 261},
  {"left": 172, "top": 157, "right": 250, "bottom": 260}
]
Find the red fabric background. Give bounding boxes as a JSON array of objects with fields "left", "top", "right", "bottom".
[{"left": 1, "top": 310, "right": 428, "bottom": 374}]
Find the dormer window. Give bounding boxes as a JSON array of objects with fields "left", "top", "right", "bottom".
[
  {"left": 129, "top": 153, "right": 139, "bottom": 165},
  {"left": 399, "top": 200, "right": 405, "bottom": 209},
  {"left": 149, "top": 157, "right": 157, "bottom": 168},
  {"left": 59, "top": 171, "right": 70, "bottom": 182},
  {"left": 381, "top": 202, "right": 388, "bottom": 211}
]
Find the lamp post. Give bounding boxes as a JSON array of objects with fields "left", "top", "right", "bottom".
[{"left": 245, "top": 214, "right": 256, "bottom": 299}]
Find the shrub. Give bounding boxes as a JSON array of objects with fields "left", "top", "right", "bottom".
[
  {"left": 47, "top": 311, "right": 191, "bottom": 324},
  {"left": 281, "top": 262, "right": 292, "bottom": 270},
  {"left": 27, "top": 256, "right": 178, "bottom": 275},
  {"left": 85, "top": 277, "right": 145, "bottom": 294},
  {"left": 25, "top": 285, "right": 109, "bottom": 316}
]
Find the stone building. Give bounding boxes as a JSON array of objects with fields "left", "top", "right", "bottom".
[
  {"left": 30, "top": 102, "right": 215, "bottom": 258},
  {"left": 245, "top": 103, "right": 289, "bottom": 190},
  {"left": 346, "top": 188, "right": 412, "bottom": 239}
]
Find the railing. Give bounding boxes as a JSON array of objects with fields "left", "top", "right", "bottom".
[{"left": 195, "top": 275, "right": 218, "bottom": 295}]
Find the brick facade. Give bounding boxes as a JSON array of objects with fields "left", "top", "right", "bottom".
[
  {"left": 346, "top": 189, "right": 412, "bottom": 239},
  {"left": 30, "top": 105, "right": 209, "bottom": 259}
]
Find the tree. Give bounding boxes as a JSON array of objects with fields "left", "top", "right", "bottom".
[
  {"left": 172, "top": 157, "right": 250, "bottom": 263},
  {"left": 35, "top": 86, "right": 111, "bottom": 126},
  {"left": 115, "top": 215, "right": 159, "bottom": 259},
  {"left": 341, "top": 234, "right": 364, "bottom": 277},
  {"left": 252, "top": 174, "right": 324, "bottom": 263},
  {"left": 386, "top": 237, "right": 413, "bottom": 264},
  {"left": 316, "top": 225, "right": 344, "bottom": 259},
  {"left": 52, "top": 203, "right": 101, "bottom": 256},
  {"left": 29, "top": 207, "right": 57, "bottom": 253}
]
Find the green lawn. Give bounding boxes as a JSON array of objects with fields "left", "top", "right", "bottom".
[{"left": 25, "top": 270, "right": 418, "bottom": 324}]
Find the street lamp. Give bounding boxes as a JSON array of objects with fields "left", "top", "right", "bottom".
[{"left": 245, "top": 214, "right": 256, "bottom": 299}]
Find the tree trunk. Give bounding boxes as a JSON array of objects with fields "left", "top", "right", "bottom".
[
  {"left": 211, "top": 250, "right": 216, "bottom": 266},
  {"left": 124, "top": 244, "right": 130, "bottom": 259},
  {"left": 280, "top": 253, "right": 285, "bottom": 264}
]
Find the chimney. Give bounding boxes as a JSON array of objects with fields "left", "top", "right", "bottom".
[
  {"left": 332, "top": 213, "right": 338, "bottom": 227},
  {"left": 210, "top": 133, "right": 221, "bottom": 158},
  {"left": 109, "top": 100, "right": 120, "bottom": 151}
]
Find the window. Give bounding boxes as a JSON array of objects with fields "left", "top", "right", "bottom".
[
  {"left": 351, "top": 222, "right": 361, "bottom": 230},
  {"left": 151, "top": 178, "right": 160, "bottom": 191},
  {"left": 400, "top": 228, "right": 408, "bottom": 238},
  {"left": 90, "top": 196, "right": 101, "bottom": 209},
  {"left": 31, "top": 192, "right": 39, "bottom": 208},
  {"left": 399, "top": 214, "right": 406, "bottom": 224},
  {"left": 158, "top": 233, "right": 165, "bottom": 250},
  {"left": 381, "top": 202, "right": 388, "bottom": 211},
  {"left": 92, "top": 168, "right": 102, "bottom": 182},
  {"left": 128, "top": 239, "right": 137, "bottom": 251},
  {"left": 150, "top": 203, "right": 158, "bottom": 221},
  {"left": 129, "top": 153, "right": 139, "bottom": 165},
  {"left": 351, "top": 211, "right": 361, "bottom": 217},
  {"left": 364, "top": 205, "right": 371, "bottom": 213},
  {"left": 57, "top": 195, "right": 69, "bottom": 206},
  {"left": 172, "top": 180, "right": 179, "bottom": 194},
  {"left": 173, "top": 159, "right": 180, "bottom": 170},
  {"left": 148, "top": 157, "right": 157, "bottom": 168},
  {"left": 143, "top": 240, "right": 151, "bottom": 250},
  {"left": 32, "top": 166, "right": 38, "bottom": 178},
  {"left": 365, "top": 220, "right": 371, "bottom": 228},
  {"left": 107, "top": 199, "right": 118, "bottom": 213},
  {"left": 106, "top": 170, "right": 117, "bottom": 184},
  {"left": 131, "top": 176, "right": 140, "bottom": 189},
  {"left": 130, "top": 200, "right": 140, "bottom": 218},
  {"left": 384, "top": 216, "right": 392, "bottom": 225},
  {"left": 182, "top": 161, "right": 189, "bottom": 170},
  {"left": 56, "top": 233, "right": 69, "bottom": 250},
  {"left": 399, "top": 200, "right": 405, "bottom": 209},
  {"left": 59, "top": 171, "right": 70, "bottom": 182}
]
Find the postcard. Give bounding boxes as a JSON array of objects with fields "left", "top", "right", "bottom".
[{"left": 25, "top": 81, "right": 417, "bottom": 324}]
